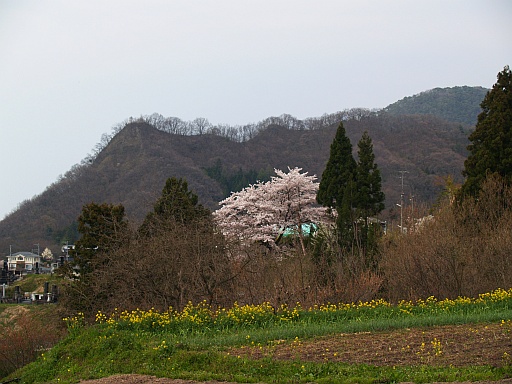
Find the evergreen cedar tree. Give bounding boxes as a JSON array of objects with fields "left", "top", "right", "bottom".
[
  {"left": 317, "top": 122, "right": 384, "bottom": 249},
  {"left": 139, "top": 177, "right": 211, "bottom": 237},
  {"left": 317, "top": 122, "right": 356, "bottom": 209},
  {"left": 355, "top": 131, "right": 385, "bottom": 219},
  {"left": 73, "top": 202, "right": 128, "bottom": 279},
  {"left": 462, "top": 65, "right": 512, "bottom": 197},
  {"left": 355, "top": 131, "right": 385, "bottom": 260}
]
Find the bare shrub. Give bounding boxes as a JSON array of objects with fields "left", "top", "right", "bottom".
[
  {"left": 380, "top": 174, "right": 512, "bottom": 301},
  {"left": 226, "top": 231, "right": 384, "bottom": 308},
  {"left": 329, "top": 269, "right": 383, "bottom": 304},
  {"left": 226, "top": 244, "right": 312, "bottom": 307},
  {"left": 0, "top": 308, "right": 65, "bottom": 378},
  {"left": 62, "top": 217, "right": 234, "bottom": 315}
]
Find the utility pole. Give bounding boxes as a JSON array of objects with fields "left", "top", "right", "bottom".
[
  {"left": 410, "top": 194, "right": 415, "bottom": 230},
  {"left": 397, "top": 171, "right": 408, "bottom": 233}
]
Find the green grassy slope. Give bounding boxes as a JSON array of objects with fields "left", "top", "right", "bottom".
[{"left": 6, "top": 289, "right": 512, "bottom": 384}]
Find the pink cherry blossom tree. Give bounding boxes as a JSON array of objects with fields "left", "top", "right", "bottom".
[{"left": 213, "top": 167, "right": 331, "bottom": 255}]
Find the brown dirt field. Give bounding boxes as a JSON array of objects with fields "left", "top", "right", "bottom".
[
  {"left": 230, "top": 322, "right": 512, "bottom": 367},
  {"left": 78, "top": 322, "right": 512, "bottom": 384}
]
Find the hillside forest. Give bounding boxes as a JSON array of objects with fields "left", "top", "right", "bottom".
[{"left": 0, "top": 86, "right": 490, "bottom": 257}]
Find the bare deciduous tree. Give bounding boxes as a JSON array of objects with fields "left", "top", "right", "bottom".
[
  {"left": 190, "top": 117, "right": 212, "bottom": 135},
  {"left": 380, "top": 174, "right": 512, "bottom": 302}
]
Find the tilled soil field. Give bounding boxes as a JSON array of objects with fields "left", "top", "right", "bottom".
[{"left": 229, "top": 322, "right": 512, "bottom": 367}]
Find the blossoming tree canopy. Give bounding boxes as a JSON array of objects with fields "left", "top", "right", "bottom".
[{"left": 213, "top": 167, "right": 331, "bottom": 246}]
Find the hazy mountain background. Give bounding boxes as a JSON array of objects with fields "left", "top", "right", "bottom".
[
  {"left": 0, "top": 86, "right": 489, "bottom": 257},
  {"left": 384, "top": 86, "right": 489, "bottom": 126}
]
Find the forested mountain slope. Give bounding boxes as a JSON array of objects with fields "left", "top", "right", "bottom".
[
  {"left": 0, "top": 113, "right": 470, "bottom": 257},
  {"left": 384, "top": 86, "right": 488, "bottom": 126}
]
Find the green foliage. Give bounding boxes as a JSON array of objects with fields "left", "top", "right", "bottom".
[
  {"left": 203, "top": 159, "right": 272, "bottom": 197},
  {"left": 91, "top": 288, "right": 512, "bottom": 336},
  {"left": 59, "top": 177, "right": 231, "bottom": 315},
  {"left": 18, "top": 326, "right": 146, "bottom": 383},
  {"left": 317, "top": 124, "right": 384, "bottom": 257},
  {"left": 317, "top": 122, "right": 356, "bottom": 210},
  {"left": 61, "top": 203, "right": 129, "bottom": 313},
  {"left": 51, "top": 221, "right": 79, "bottom": 246},
  {"left": 317, "top": 122, "right": 357, "bottom": 250},
  {"left": 128, "top": 178, "right": 232, "bottom": 312},
  {"left": 139, "top": 177, "right": 210, "bottom": 237},
  {"left": 355, "top": 132, "right": 385, "bottom": 218},
  {"left": 18, "top": 348, "right": 507, "bottom": 384},
  {"left": 461, "top": 65, "right": 512, "bottom": 197},
  {"left": 151, "top": 177, "right": 208, "bottom": 221},
  {"left": 73, "top": 203, "right": 128, "bottom": 279},
  {"left": 354, "top": 131, "right": 385, "bottom": 263}
]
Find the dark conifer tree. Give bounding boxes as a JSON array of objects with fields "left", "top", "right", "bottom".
[
  {"left": 317, "top": 122, "right": 357, "bottom": 208},
  {"left": 139, "top": 177, "right": 211, "bottom": 237},
  {"left": 73, "top": 202, "right": 128, "bottom": 280},
  {"left": 354, "top": 131, "right": 385, "bottom": 266},
  {"left": 61, "top": 202, "right": 129, "bottom": 313},
  {"left": 317, "top": 122, "right": 357, "bottom": 250},
  {"left": 355, "top": 131, "right": 385, "bottom": 219},
  {"left": 461, "top": 65, "right": 512, "bottom": 197},
  {"left": 136, "top": 178, "right": 229, "bottom": 311}
]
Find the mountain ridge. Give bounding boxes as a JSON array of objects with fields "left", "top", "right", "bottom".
[
  {"left": 0, "top": 86, "right": 484, "bottom": 256},
  {"left": 384, "top": 85, "right": 488, "bottom": 125}
]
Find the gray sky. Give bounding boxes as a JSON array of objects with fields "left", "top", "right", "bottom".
[{"left": 0, "top": 1, "right": 510, "bottom": 220}]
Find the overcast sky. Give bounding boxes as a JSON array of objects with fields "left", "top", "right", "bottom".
[{"left": 0, "top": 1, "right": 510, "bottom": 220}]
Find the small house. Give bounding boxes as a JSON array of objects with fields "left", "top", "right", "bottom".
[{"left": 7, "top": 252, "right": 42, "bottom": 275}]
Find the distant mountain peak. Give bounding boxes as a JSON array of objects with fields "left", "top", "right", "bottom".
[{"left": 383, "top": 86, "right": 489, "bottom": 126}]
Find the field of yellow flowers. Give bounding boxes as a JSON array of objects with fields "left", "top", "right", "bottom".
[
  {"left": 16, "top": 288, "right": 512, "bottom": 384},
  {"left": 83, "top": 288, "right": 512, "bottom": 335}
]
